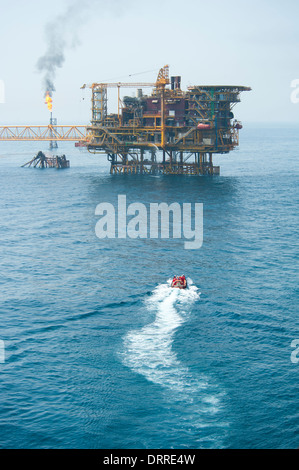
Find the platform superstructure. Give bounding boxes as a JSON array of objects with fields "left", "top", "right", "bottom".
[{"left": 83, "top": 66, "right": 251, "bottom": 175}]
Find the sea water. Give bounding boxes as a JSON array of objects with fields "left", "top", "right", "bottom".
[{"left": 0, "top": 124, "right": 298, "bottom": 448}]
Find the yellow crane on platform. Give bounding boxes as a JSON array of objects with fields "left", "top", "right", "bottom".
[
  {"left": 81, "top": 65, "right": 170, "bottom": 145},
  {"left": 80, "top": 65, "right": 169, "bottom": 90}
]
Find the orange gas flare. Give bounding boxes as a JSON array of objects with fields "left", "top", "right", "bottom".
[{"left": 45, "top": 92, "right": 53, "bottom": 111}]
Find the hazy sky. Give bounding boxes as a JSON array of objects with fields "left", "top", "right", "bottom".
[{"left": 1, "top": 0, "right": 299, "bottom": 124}]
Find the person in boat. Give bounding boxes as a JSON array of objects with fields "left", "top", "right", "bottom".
[{"left": 174, "top": 275, "right": 183, "bottom": 286}]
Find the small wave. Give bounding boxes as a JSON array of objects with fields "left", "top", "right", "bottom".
[{"left": 120, "top": 279, "right": 228, "bottom": 446}]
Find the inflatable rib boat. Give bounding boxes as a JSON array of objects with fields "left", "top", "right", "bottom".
[{"left": 171, "top": 275, "right": 187, "bottom": 289}]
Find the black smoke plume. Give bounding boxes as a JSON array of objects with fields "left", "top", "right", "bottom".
[
  {"left": 36, "top": 0, "right": 92, "bottom": 96},
  {"left": 36, "top": 0, "right": 123, "bottom": 96}
]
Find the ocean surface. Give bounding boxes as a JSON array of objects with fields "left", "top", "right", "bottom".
[{"left": 0, "top": 124, "right": 298, "bottom": 449}]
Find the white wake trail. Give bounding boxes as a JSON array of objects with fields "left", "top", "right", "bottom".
[
  {"left": 121, "top": 279, "right": 227, "bottom": 416},
  {"left": 123, "top": 280, "right": 203, "bottom": 393}
]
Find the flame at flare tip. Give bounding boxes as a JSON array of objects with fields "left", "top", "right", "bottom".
[{"left": 44, "top": 91, "right": 53, "bottom": 111}]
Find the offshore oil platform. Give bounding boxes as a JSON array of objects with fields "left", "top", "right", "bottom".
[
  {"left": 80, "top": 65, "right": 251, "bottom": 175},
  {"left": 0, "top": 65, "right": 250, "bottom": 175}
]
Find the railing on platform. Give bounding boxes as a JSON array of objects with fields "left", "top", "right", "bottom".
[{"left": 0, "top": 125, "right": 87, "bottom": 141}]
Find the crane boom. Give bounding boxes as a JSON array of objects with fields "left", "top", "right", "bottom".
[
  {"left": 81, "top": 82, "right": 155, "bottom": 89},
  {"left": 81, "top": 65, "right": 170, "bottom": 89}
]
